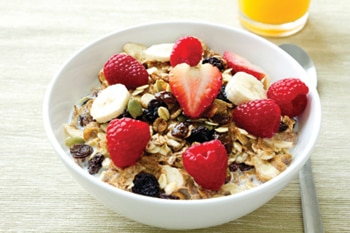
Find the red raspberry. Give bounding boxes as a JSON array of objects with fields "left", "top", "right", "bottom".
[
  {"left": 103, "top": 53, "right": 148, "bottom": 89},
  {"left": 106, "top": 118, "right": 150, "bottom": 168},
  {"left": 267, "top": 78, "right": 309, "bottom": 117},
  {"left": 233, "top": 99, "right": 281, "bottom": 138},
  {"left": 182, "top": 140, "right": 228, "bottom": 191},
  {"left": 170, "top": 36, "right": 203, "bottom": 67}
]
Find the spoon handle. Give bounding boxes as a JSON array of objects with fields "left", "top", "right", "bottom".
[{"left": 299, "top": 159, "right": 324, "bottom": 233}]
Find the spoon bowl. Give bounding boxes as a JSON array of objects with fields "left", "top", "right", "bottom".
[{"left": 279, "top": 44, "right": 317, "bottom": 88}]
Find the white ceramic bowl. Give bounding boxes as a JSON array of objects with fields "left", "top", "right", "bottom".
[{"left": 43, "top": 21, "right": 321, "bottom": 230}]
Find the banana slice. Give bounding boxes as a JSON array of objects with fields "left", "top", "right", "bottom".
[
  {"left": 90, "top": 84, "right": 130, "bottom": 123},
  {"left": 123, "top": 42, "right": 147, "bottom": 61},
  {"left": 225, "top": 71, "right": 266, "bottom": 106},
  {"left": 143, "top": 43, "right": 174, "bottom": 62}
]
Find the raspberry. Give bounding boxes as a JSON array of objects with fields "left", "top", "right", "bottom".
[
  {"left": 233, "top": 99, "right": 281, "bottom": 138},
  {"left": 170, "top": 36, "right": 203, "bottom": 67},
  {"left": 103, "top": 53, "right": 148, "bottom": 89},
  {"left": 267, "top": 78, "right": 309, "bottom": 117},
  {"left": 182, "top": 140, "right": 228, "bottom": 191},
  {"left": 106, "top": 118, "right": 150, "bottom": 168}
]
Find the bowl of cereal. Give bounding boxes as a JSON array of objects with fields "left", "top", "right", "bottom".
[{"left": 43, "top": 21, "right": 321, "bottom": 230}]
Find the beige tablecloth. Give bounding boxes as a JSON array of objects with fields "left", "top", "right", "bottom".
[{"left": 1, "top": 0, "right": 349, "bottom": 232}]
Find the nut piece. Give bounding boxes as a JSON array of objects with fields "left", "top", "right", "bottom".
[
  {"left": 252, "top": 156, "right": 280, "bottom": 182},
  {"left": 159, "top": 165, "right": 185, "bottom": 195}
]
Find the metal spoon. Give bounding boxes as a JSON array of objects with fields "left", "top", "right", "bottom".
[{"left": 279, "top": 44, "right": 324, "bottom": 233}]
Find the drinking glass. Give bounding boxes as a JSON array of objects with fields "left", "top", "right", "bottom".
[{"left": 238, "top": 0, "right": 311, "bottom": 37}]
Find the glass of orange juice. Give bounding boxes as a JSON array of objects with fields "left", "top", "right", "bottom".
[{"left": 238, "top": 0, "right": 311, "bottom": 37}]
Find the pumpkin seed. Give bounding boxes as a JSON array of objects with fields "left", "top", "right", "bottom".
[
  {"left": 65, "top": 136, "right": 85, "bottom": 147},
  {"left": 127, "top": 98, "right": 143, "bottom": 118}
]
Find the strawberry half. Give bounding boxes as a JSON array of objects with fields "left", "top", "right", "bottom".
[
  {"left": 182, "top": 139, "right": 228, "bottom": 191},
  {"left": 106, "top": 118, "right": 151, "bottom": 168},
  {"left": 223, "top": 51, "right": 266, "bottom": 80},
  {"left": 169, "top": 63, "right": 222, "bottom": 119},
  {"left": 170, "top": 36, "right": 203, "bottom": 67}
]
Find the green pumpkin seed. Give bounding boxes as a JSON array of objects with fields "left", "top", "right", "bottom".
[
  {"left": 65, "top": 136, "right": 85, "bottom": 147},
  {"left": 127, "top": 98, "right": 143, "bottom": 118}
]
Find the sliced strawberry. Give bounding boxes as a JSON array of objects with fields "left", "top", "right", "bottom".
[
  {"left": 169, "top": 63, "right": 222, "bottom": 119},
  {"left": 170, "top": 36, "right": 203, "bottom": 67},
  {"left": 223, "top": 51, "right": 266, "bottom": 80}
]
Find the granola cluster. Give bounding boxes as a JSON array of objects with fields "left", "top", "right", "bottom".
[{"left": 64, "top": 42, "right": 297, "bottom": 200}]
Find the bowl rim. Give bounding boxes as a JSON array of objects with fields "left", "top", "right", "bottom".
[{"left": 43, "top": 20, "right": 322, "bottom": 206}]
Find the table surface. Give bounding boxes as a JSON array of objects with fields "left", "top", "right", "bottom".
[{"left": 1, "top": 0, "right": 349, "bottom": 232}]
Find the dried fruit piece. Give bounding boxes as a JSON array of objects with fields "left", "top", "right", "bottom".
[
  {"left": 182, "top": 140, "right": 228, "bottom": 190},
  {"left": 170, "top": 36, "right": 203, "bottom": 67},
  {"left": 202, "top": 56, "right": 226, "bottom": 72},
  {"left": 70, "top": 144, "right": 93, "bottom": 159},
  {"left": 187, "top": 126, "right": 213, "bottom": 143},
  {"left": 169, "top": 63, "right": 222, "bottom": 118},
  {"left": 132, "top": 172, "right": 161, "bottom": 197},
  {"left": 106, "top": 118, "right": 150, "bottom": 168},
  {"left": 143, "top": 99, "right": 167, "bottom": 123},
  {"left": 88, "top": 153, "right": 105, "bottom": 175},
  {"left": 233, "top": 99, "right": 281, "bottom": 138},
  {"left": 103, "top": 53, "right": 149, "bottom": 89},
  {"left": 267, "top": 78, "right": 309, "bottom": 117}
]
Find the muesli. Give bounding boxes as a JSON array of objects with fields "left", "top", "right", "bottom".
[{"left": 64, "top": 36, "right": 308, "bottom": 199}]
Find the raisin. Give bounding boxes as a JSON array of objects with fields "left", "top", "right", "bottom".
[
  {"left": 213, "top": 132, "right": 233, "bottom": 153},
  {"left": 212, "top": 114, "right": 230, "bottom": 125},
  {"left": 202, "top": 57, "right": 225, "bottom": 72},
  {"left": 70, "top": 144, "right": 93, "bottom": 159},
  {"left": 143, "top": 99, "right": 167, "bottom": 123},
  {"left": 229, "top": 162, "right": 254, "bottom": 172},
  {"left": 88, "top": 153, "right": 105, "bottom": 175},
  {"left": 239, "top": 163, "right": 254, "bottom": 171},
  {"left": 79, "top": 113, "right": 94, "bottom": 127},
  {"left": 187, "top": 126, "right": 213, "bottom": 143},
  {"left": 159, "top": 193, "right": 180, "bottom": 200},
  {"left": 216, "top": 85, "right": 230, "bottom": 103},
  {"left": 229, "top": 162, "right": 239, "bottom": 172},
  {"left": 279, "top": 121, "right": 289, "bottom": 132},
  {"left": 155, "top": 91, "right": 177, "bottom": 105},
  {"left": 118, "top": 109, "right": 134, "bottom": 119},
  {"left": 171, "top": 122, "right": 189, "bottom": 138},
  {"left": 132, "top": 172, "right": 160, "bottom": 197}
]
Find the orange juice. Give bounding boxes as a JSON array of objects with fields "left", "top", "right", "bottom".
[{"left": 238, "top": 0, "right": 311, "bottom": 37}]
